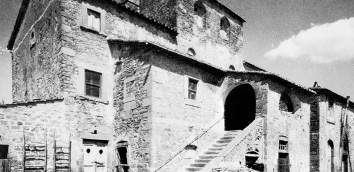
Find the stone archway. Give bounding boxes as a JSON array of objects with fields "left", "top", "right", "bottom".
[{"left": 224, "top": 84, "right": 256, "bottom": 131}]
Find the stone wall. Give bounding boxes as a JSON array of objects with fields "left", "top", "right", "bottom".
[
  {"left": 266, "top": 81, "right": 311, "bottom": 172},
  {"left": 140, "top": 0, "right": 177, "bottom": 28},
  {"left": 150, "top": 51, "right": 224, "bottom": 171},
  {"left": 110, "top": 44, "right": 153, "bottom": 172},
  {"left": 0, "top": 98, "right": 113, "bottom": 172},
  {"left": 12, "top": 0, "right": 62, "bottom": 103},
  {"left": 317, "top": 95, "right": 349, "bottom": 172},
  {"left": 176, "top": 0, "right": 243, "bottom": 70},
  {"left": 310, "top": 95, "right": 320, "bottom": 172}
]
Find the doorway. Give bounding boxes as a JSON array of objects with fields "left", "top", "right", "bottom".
[
  {"left": 224, "top": 84, "right": 256, "bottom": 130},
  {"left": 83, "top": 140, "right": 108, "bottom": 172}
]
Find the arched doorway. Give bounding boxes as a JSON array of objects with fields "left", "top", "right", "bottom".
[{"left": 224, "top": 84, "right": 256, "bottom": 130}]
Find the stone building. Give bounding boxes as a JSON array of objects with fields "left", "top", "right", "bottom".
[{"left": 0, "top": 0, "right": 353, "bottom": 172}]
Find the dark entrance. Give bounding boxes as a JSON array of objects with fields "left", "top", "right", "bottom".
[{"left": 224, "top": 84, "right": 256, "bottom": 130}]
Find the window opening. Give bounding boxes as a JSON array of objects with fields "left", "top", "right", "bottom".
[
  {"left": 278, "top": 140, "right": 289, "bottom": 172},
  {"left": 117, "top": 141, "right": 129, "bottom": 172},
  {"left": 279, "top": 94, "right": 293, "bottom": 112},
  {"left": 328, "top": 98, "right": 334, "bottom": 109},
  {"left": 0, "top": 145, "right": 9, "bottom": 159},
  {"left": 279, "top": 140, "right": 288, "bottom": 152},
  {"left": 328, "top": 140, "right": 334, "bottom": 172},
  {"left": 188, "top": 78, "right": 198, "bottom": 100},
  {"left": 85, "top": 70, "right": 102, "bottom": 98},
  {"left": 87, "top": 9, "right": 101, "bottom": 31},
  {"left": 188, "top": 48, "right": 196, "bottom": 56},
  {"left": 229, "top": 65, "right": 235, "bottom": 70}
]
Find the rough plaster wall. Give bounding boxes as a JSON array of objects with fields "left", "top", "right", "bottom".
[
  {"left": 318, "top": 95, "right": 346, "bottom": 172},
  {"left": 112, "top": 45, "right": 152, "bottom": 172},
  {"left": 0, "top": 98, "right": 113, "bottom": 172},
  {"left": 177, "top": 0, "right": 243, "bottom": 70},
  {"left": 12, "top": 0, "right": 62, "bottom": 103},
  {"left": 150, "top": 53, "right": 223, "bottom": 171},
  {"left": 266, "top": 82, "right": 310, "bottom": 172}
]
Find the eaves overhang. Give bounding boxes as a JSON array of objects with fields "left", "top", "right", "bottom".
[
  {"left": 309, "top": 87, "right": 354, "bottom": 108},
  {"left": 107, "top": 39, "right": 225, "bottom": 75}
]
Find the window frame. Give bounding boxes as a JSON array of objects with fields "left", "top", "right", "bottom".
[
  {"left": 188, "top": 78, "right": 198, "bottom": 100},
  {"left": 81, "top": 3, "right": 106, "bottom": 34},
  {"left": 85, "top": 69, "right": 102, "bottom": 98}
]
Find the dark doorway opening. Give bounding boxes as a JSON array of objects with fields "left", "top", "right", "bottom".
[
  {"left": 224, "top": 84, "right": 256, "bottom": 130},
  {"left": 117, "top": 141, "right": 129, "bottom": 172}
]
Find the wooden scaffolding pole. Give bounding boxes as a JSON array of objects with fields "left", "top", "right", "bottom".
[{"left": 22, "top": 130, "right": 25, "bottom": 172}]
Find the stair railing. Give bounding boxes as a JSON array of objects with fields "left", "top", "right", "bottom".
[{"left": 154, "top": 116, "right": 225, "bottom": 172}]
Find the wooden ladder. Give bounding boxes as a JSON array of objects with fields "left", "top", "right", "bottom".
[{"left": 53, "top": 134, "right": 71, "bottom": 172}]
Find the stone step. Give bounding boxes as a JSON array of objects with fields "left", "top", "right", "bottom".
[
  {"left": 216, "top": 140, "right": 232, "bottom": 144},
  {"left": 186, "top": 167, "right": 202, "bottom": 172},
  {"left": 212, "top": 143, "right": 228, "bottom": 147},
  {"left": 208, "top": 147, "right": 223, "bottom": 151},
  {"left": 191, "top": 163, "right": 207, "bottom": 168},
  {"left": 195, "top": 159, "right": 211, "bottom": 163},
  {"left": 219, "top": 136, "right": 236, "bottom": 140},
  {"left": 199, "top": 155, "right": 217, "bottom": 159},
  {"left": 204, "top": 151, "right": 219, "bottom": 155}
]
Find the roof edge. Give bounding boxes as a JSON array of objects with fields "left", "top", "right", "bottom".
[
  {"left": 243, "top": 61, "right": 267, "bottom": 72},
  {"left": 107, "top": 39, "right": 225, "bottom": 73},
  {"left": 7, "top": 0, "right": 30, "bottom": 50},
  {"left": 309, "top": 87, "right": 354, "bottom": 108}
]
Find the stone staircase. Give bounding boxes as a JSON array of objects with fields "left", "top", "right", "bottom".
[{"left": 185, "top": 130, "right": 241, "bottom": 172}]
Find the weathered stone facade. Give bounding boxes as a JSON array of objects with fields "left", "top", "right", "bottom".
[{"left": 2, "top": 0, "right": 354, "bottom": 172}]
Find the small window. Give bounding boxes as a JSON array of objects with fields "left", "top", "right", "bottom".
[
  {"left": 229, "top": 65, "right": 235, "bottom": 70},
  {"left": 328, "top": 98, "right": 334, "bottom": 109},
  {"left": 85, "top": 70, "right": 102, "bottom": 98},
  {"left": 188, "top": 78, "right": 198, "bottom": 100},
  {"left": 87, "top": 9, "right": 101, "bottom": 31},
  {"left": 279, "top": 140, "right": 288, "bottom": 152},
  {"left": 188, "top": 48, "right": 196, "bottom": 56}
]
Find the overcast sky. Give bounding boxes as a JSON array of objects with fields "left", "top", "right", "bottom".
[{"left": 0, "top": 0, "right": 353, "bottom": 103}]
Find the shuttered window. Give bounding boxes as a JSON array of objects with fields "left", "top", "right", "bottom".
[
  {"left": 85, "top": 70, "right": 101, "bottom": 98},
  {"left": 87, "top": 9, "right": 101, "bottom": 32}
]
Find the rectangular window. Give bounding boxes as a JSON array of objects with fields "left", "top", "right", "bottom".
[
  {"left": 85, "top": 70, "right": 101, "bottom": 98},
  {"left": 188, "top": 78, "right": 198, "bottom": 100},
  {"left": 0, "top": 145, "right": 9, "bottom": 159},
  {"left": 279, "top": 140, "right": 288, "bottom": 152},
  {"left": 87, "top": 9, "right": 101, "bottom": 32}
]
